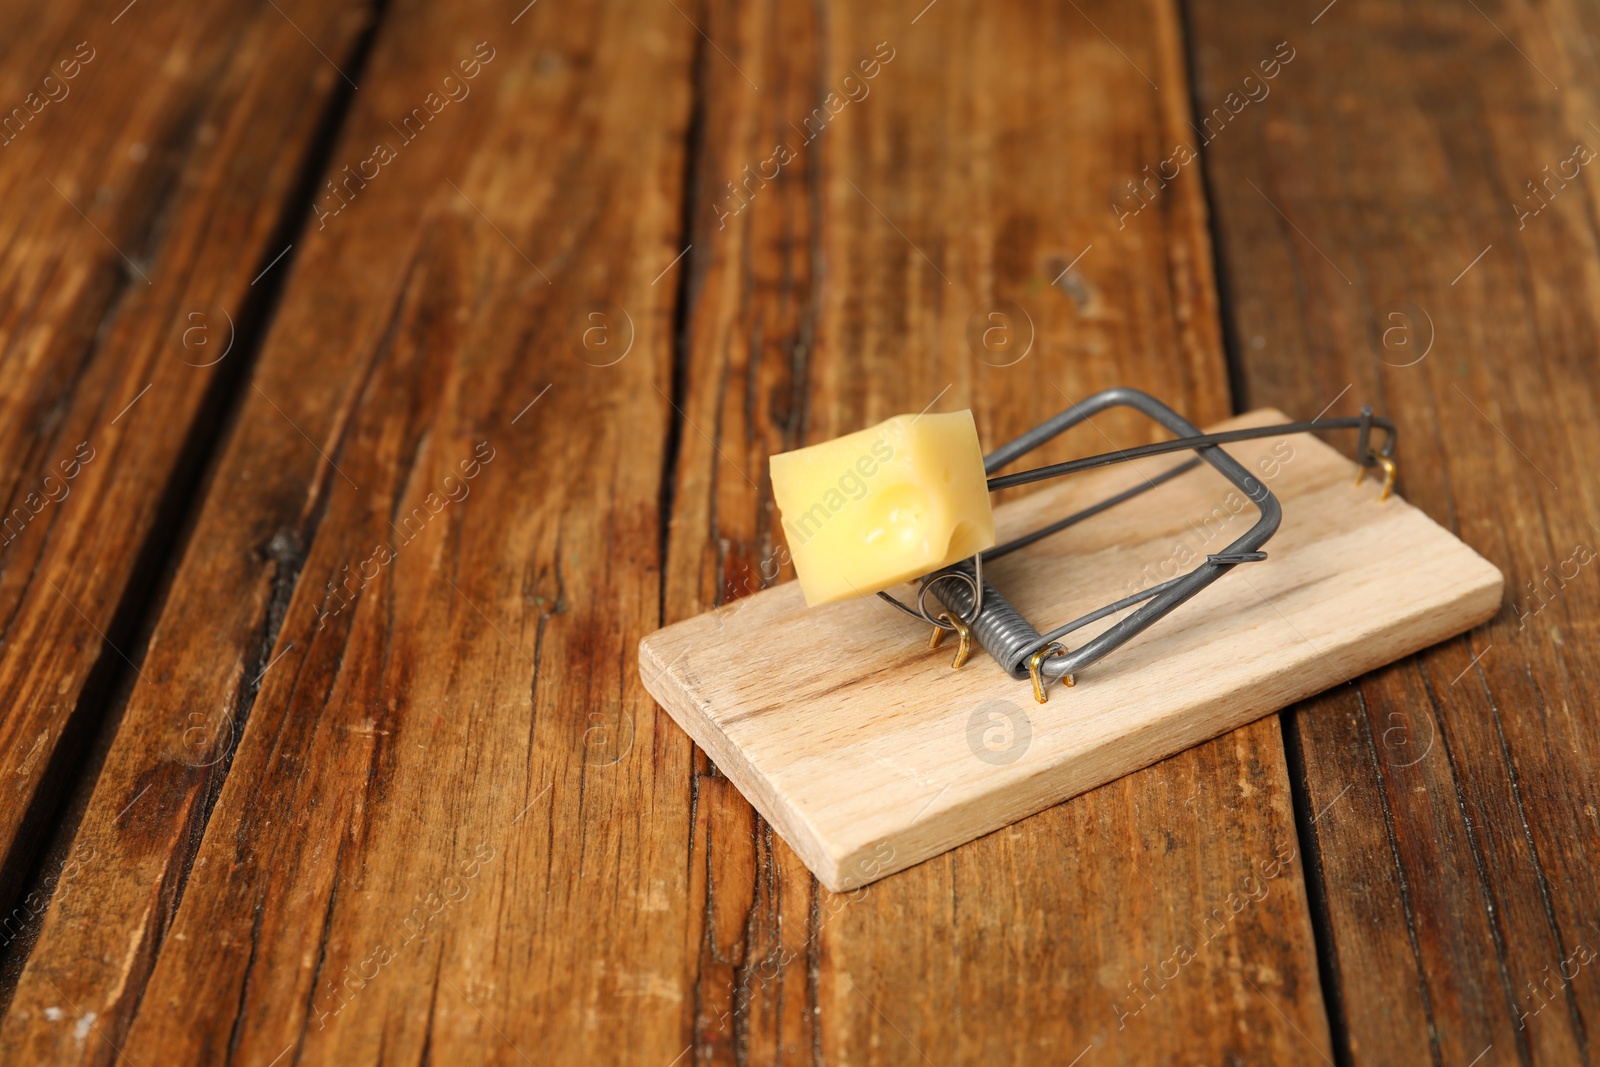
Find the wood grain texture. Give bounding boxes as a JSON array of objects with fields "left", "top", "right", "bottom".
[
  {"left": 1187, "top": 0, "right": 1600, "bottom": 1062},
  {"left": 643, "top": 412, "right": 1502, "bottom": 890},
  {"left": 664, "top": 1, "right": 1337, "bottom": 1062},
  {"left": 0, "top": 0, "right": 371, "bottom": 990},
  {"left": 16, "top": 0, "right": 1567, "bottom": 1062},
  {"left": 0, "top": 0, "right": 697, "bottom": 1063}
]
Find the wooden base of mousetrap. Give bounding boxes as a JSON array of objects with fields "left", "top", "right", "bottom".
[{"left": 639, "top": 409, "right": 1503, "bottom": 891}]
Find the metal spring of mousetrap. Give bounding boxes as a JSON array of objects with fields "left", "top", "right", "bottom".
[{"left": 877, "top": 387, "right": 1398, "bottom": 702}]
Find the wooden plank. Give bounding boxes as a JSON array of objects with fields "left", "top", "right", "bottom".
[
  {"left": 643, "top": 411, "right": 1502, "bottom": 890},
  {"left": 665, "top": 1, "right": 1339, "bottom": 1061},
  {"left": 0, "top": 0, "right": 370, "bottom": 974},
  {"left": 0, "top": 4, "right": 1361, "bottom": 1066},
  {"left": 1187, "top": 0, "right": 1600, "bottom": 1063},
  {"left": 0, "top": 1, "right": 698, "bottom": 1064}
]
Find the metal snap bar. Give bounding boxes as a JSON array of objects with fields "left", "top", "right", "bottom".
[{"left": 900, "top": 389, "right": 1398, "bottom": 698}]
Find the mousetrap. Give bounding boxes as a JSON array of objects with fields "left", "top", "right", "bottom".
[{"left": 639, "top": 391, "right": 1502, "bottom": 891}]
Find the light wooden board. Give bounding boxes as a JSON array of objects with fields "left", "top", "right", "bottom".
[{"left": 640, "top": 409, "right": 1504, "bottom": 890}]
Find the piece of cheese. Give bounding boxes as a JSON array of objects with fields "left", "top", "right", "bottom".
[{"left": 770, "top": 410, "right": 996, "bottom": 606}]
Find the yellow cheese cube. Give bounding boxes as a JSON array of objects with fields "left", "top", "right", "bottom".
[{"left": 770, "top": 410, "right": 996, "bottom": 605}]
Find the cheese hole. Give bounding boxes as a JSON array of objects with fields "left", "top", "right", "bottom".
[
  {"left": 866, "top": 484, "right": 931, "bottom": 550},
  {"left": 948, "top": 519, "right": 984, "bottom": 560}
]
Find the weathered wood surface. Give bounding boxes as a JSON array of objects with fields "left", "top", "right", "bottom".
[
  {"left": 1189, "top": 0, "right": 1600, "bottom": 1063},
  {"left": 665, "top": 2, "right": 1333, "bottom": 1063},
  {"left": 0, "top": 0, "right": 371, "bottom": 997},
  {"left": 0, "top": 0, "right": 1337, "bottom": 1061},
  {"left": 1, "top": 0, "right": 1590, "bottom": 1062},
  {"left": 1, "top": 0, "right": 695, "bottom": 1063},
  {"left": 644, "top": 411, "right": 1503, "bottom": 891}
]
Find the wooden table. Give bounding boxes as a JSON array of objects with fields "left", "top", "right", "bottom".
[{"left": 0, "top": 0, "right": 1594, "bottom": 1063}]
